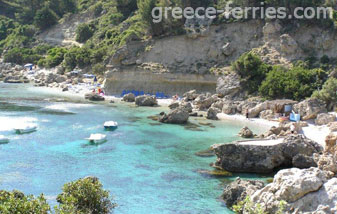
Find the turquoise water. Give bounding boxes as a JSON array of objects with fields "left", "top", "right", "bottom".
[{"left": 0, "top": 83, "right": 269, "bottom": 214}]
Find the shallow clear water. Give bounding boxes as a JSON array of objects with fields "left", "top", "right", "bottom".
[{"left": 0, "top": 83, "right": 270, "bottom": 214}]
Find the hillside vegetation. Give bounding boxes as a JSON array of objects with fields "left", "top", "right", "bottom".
[{"left": 1, "top": 0, "right": 337, "bottom": 102}]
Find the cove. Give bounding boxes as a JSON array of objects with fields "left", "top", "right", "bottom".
[{"left": 0, "top": 83, "right": 270, "bottom": 214}]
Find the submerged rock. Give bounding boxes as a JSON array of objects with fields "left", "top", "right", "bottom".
[
  {"left": 195, "top": 148, "right": 215, "bottom": 157},
  {"left": 197, "top": 169, "right": 233, "bottom": 178}
]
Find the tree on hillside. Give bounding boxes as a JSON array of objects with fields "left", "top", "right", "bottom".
[
  {"left": 117, "top": 0, "right": 138, "bottom": 18},
  {"left": 34, "top": 6, "right": 59, "bottom": 30}
]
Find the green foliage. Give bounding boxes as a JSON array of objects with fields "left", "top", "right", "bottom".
[
  {"left": 232, "top": 52, "right": 271, "bottom": 94},
  {"left": 34, "top": 6, "right": 59, "bottom": 30},
  {"left": 0, "top": 24, "right": 36, "bottom": 50},
  {"left": 55, "top": 177, "right": 115, "bottom": 214},
  {"left": 312, "top": 77, "right": 337, "bottom": 110},
  {"left": 259, "top": 66, "right": 327, "bottom": 101},
  {"left": 63, "top": 46, "right": 92, "bottom": 70},
  {"left": 0, "top": 190, "right": 50, "bottom": 214},
  {"left": 76, "top": 23, "right": 94, "bottom": 43},
  {"left": 233, "top": 196, "right": 287, "bottom": 214},
  {"left": 117, "top": 0, "right": 138, "bottom": 18},
  {"left": 38, "top": 47, "right": 67, "bottom": 68},
  {"left": 4, "top": 47, "right": 43, "bottom": 64}
]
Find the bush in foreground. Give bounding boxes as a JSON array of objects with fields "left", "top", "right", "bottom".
[
  {"left": 0, "top": 190, "right": 50, "bottom": 214},
  {"left": 0, "top": 177, "right": 115, "bottom": 214},
  {"left": 55, "top": 177, "right": 115, "bottom": 214}
]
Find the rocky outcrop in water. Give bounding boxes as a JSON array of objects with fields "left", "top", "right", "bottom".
[
  {"left": 122, "top": 93, "right": 135, "bottom": 102},
  {"left": 238, "top": 127, "right": 254, "bottom": 138},
  {"left": 206, "top": 107, "right": 220, "bottom": 120},
  {"left": 135, "top": 95, "right": 158, "bottom": 107},
  {"left": 212, "top": 135, "right": 323, "bottom": 173},
  {"left": 84, "top": 93, "right": 105, "bottom": 101},
  {"left": 159, "top": 107, "right": 189, "bottom": 124}
]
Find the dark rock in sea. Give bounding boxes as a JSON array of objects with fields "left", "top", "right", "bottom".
[
  {"left": 206, "top": 107, "right": 220, "bottom": 120},
  {"left": 195, "top": 148, "right": 215, "bottom": 157},
  {"left": 222, "top": 178, "right": 265, "bottom": 208},
  {"left": 238, "top": 126, "right": 254, "bottom": 138},
  {"left": 84, "top": 93, "right": 105, "bottom": 101},
  {"left": 169, "top": 102, "right": 180, "bottom": 110},
  {"left": 135, "top": 95, "right": 157, "bottom": 106},
  {"left": 212, "top": 135, "right": 323, "bottom": 173},
  {"left": 160, "top": 107, "right": 189, "bottom": 124},
  {"left": 123, "top": 93, "right": 136, "bottom": 102},
  {"left": 196, "top": 169, "right": 233, "bottom": 178}
]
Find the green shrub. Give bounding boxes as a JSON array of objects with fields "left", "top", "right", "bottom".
[
  {"left": 259, "top": 66, "right": 327, "bottom": 101},
  {"left": 76, "top": 23, "right": 94, "bottom": 43},
  {"left": 34, "top": 6, "right": 59, "bottom": 30},
  {"left": 91, "top": 2, "right": 103, "bottom": 17},
  {"left": 39, "top": 47, "right": 67, "bottom": 68},
  {"left": 232, "top": 52, "right": 271, "bottom": 94},
  {"left": 117, "top": 0, "right": 138, "bottom": 18},
  {"left": 55, "top": 177, "right": 115, "bottom": 214},
  {"left": 4, "top": 47, "right": 43, "bottom": 64},
  {"left": 312, "top": 77, "right": 337, "bottom": 110},
  {"left": 63, "top": 47, "right": 92, "bottom": 70},
  {"left": 0, "top": 190, "right": 50, "bottom": 214}
]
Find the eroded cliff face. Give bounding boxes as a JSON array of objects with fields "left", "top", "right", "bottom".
[{"left": 105, "top": 19, "right": 337, "bottom": 95}]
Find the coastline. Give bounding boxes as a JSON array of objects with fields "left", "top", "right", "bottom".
[{"left": 28, "top": 84, "right": 331, "bottom": 148}]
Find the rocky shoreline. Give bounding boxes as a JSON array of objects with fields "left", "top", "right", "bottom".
[{"left": 2, "top": 61, "right": 337, "bottom": 213}]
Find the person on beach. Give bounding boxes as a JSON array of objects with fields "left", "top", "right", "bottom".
[
  {"left": 290, "top": 123, "right": 295, "bottom": 134},
  {"left": 246, "top": 110, "right": 249, "bottom": 119}
]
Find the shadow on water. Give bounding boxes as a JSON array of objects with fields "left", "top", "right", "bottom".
[
  {"left": 0, "top": 101, "right": 41, "bottom": 112},
  {"left": 37, "top": 109, "right": 76, "bottom": 116}
]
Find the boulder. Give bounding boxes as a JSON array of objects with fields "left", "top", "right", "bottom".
[
  {"left": 55, "top": 75, "right": 67, "bottom": 83},
  {"left": 194, "top": 94, "right": 218, "bottom": 111},
  {"left": 183, "top": 90, "right": 199, "bottom": 101},
  {"left": 293, "top": 98, "right": 327, "bottom": 120},
  {"left": 222, "top": 42, "right": 235, "bottom": 56},
  {"left": 123, "top": 93, "right": 136, "bottom": 102},
  {"left": 315, "top": 113, "right": 336, "bottom": 126},
  {"left": 250, "top": 168, "right": 335, "bottom": 214},
  {"left": 216, "top": 74, "right": 242, "bottom": 98},
  {"left": 222, "top": 101, "right": 238, "bottom": 115},
  {"left": 222, "top": 178, "right": 265, "bottom": 208},
  {"left": 314, "top": 153, "right": 337, "bottom": 174},
  {"left": 259, "top": 109, "right": 274, "bottom": 120},
  {"left": 169, "top": 102, "right": 180, "bottom": 110},
  {"left": 212, "top": 135, "right": 323, "bottom": 173},
  {"left": 135, "top": 95, "right": 157, "bottom": 107},
  {"left": 207, "top": 107, "right": 220, "bottom": 120},
  {"left": 159, "top": 108, "right": 189, "bottom": 124},
  {"left": 324, "top": 133, "right": 337, "bottom": 154},
  {"left": 328, "top": 122, "right": 337, "bottom": 131},
  {"left": 84, "top": 93, "right": 105, "bottom": 101},
  {"left": 249, "top": 100, "right": 297, "bottom": 118},
  {"left": 238, "top": 127, "right": 254, "bottom": 138},
  {"left": 292, "top": 154, "right": 317, "bottom": 169},
  {"left": 180, "top": 102, "right": 193, "bottom": 113}
]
